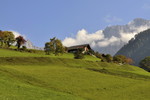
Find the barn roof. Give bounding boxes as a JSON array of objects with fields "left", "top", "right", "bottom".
[{"left": 67, "top": 44, "right": 91, "bottom": 50}]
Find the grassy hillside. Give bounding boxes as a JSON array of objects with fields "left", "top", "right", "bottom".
[
  {"left": 0, "top": 48, "right": 100, "bottom": 61},
  {"left": 0, "top": 49, "right": 150, "bottom": 100},
  {"left": 0, "top": 70, "right": 84, "bottom": 100}
]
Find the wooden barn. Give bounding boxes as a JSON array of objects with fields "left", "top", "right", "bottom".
[{"left": 67, "top": 44, "right": 91, "bottom": 53}]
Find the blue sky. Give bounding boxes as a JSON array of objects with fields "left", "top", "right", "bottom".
[{"left": 1, "top": 0, "right": 150, "bottom": 47}]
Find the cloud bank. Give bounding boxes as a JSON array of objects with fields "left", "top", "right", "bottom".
[
  {"left": 63, "top": 29, "right": 104, "bottom": 47},
  {"left": 62, "top": 26, "right": 150, "bottom": 50}
]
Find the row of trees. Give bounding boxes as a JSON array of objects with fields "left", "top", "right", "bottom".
[
  {"left": 102, "top": 54, "right": 133, "bottom": 64},
  {"left": 44, "top": 37, "right": 133, "bottom": 65},
  {"left": 91, "top": 51, "right": 133, "bottom": 64},
  {"left": 0, "top": 30, "right": 26, "bottom": 49},
  {"left": 113, "top": 55, "right": 133, "bottom": 64}
]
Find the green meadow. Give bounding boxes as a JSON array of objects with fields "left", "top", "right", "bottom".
[
  {"left": 0, "top": 48, "right": 150, "bottom": 100},
  {"left": 0, "top": 48, "right": 99, "bottom": 61}
]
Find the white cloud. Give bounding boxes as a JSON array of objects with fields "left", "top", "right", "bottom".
[
  {"left": 62, "top": 29, "right": 122, "bottom": 48},
  {"left": 104, "top": 15, "right": 123, "bottom": 23},
  {"left": 62, "top": 25, "right": 150, "bottom": 50},
  {"left": 97, "top": 36, "right": 120, "bottom": 47},
  {"left": 120, "top": 32, "right": 135, "bottom": 43},
  {"left": 62, "top": 29, "right": 104, "bottom": 47},
  {"left": 10, "top": 30, "right": 26, "bottom": 39},
  {"left": 119, "top": 26, "right": 150, "bottom": 43},
  {"left": 10, "top": 31, "right": 20, "bottom": 38}
]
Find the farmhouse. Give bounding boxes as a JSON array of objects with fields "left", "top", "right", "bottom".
[{"left": 67, "top": 44, "right": 91, "bottom": 53}]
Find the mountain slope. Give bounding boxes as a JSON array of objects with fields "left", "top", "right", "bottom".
[
  {"left": 98, "top": 18, "right": 150, "bottom": 55},
  {"left": 116, "top": 29, "right": 150, "bottom": 66}
]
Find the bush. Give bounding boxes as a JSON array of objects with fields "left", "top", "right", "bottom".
[
  {"left": 22, "top": 46, "right": 27, "bottom": 51},
  {"left": 113, "top": 55, "right": 133, "bottom": 64},
  {"left": 74, "top": 49, "right": 84, "bottom": 59},
  {"left": 101, "top": 54, "right": 113, "bottom": 62}
]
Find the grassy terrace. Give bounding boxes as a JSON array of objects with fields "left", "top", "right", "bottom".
[
  {"left": 0, "top": 48, "right": 150, "bottom": 100},
  {"left": 0, "top": 48, "right": 100, "bottom": 61}
]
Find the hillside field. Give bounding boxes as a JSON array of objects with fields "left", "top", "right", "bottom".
[
  {"left": 0, "top": 48, "right": 100, "bottom": 61},
  {"left": 0, "top": 48, "right": 150, "bottom": 100}
]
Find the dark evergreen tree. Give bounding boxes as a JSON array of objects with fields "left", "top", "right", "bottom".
[{"left": 140, "top": 56, "right": 150, "bottom": 71}]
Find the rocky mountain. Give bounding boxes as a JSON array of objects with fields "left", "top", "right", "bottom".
[
  {"left": 97, "top": 18, "right": 150, "bottom": 55},
  {"left": 115, "top": 29, "right": 150, "bottom": 66},
  {"left": 24, "top": 40, "right": 43, "bottom": 50}
]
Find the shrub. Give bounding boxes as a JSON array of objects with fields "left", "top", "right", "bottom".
[
  {"left": 22, "top": 46, "right": 27, "bottom": 51},
  {"left": 113, "top": 55, "right": 134, "bottom": 64},
  {"left": 74, "top": 49, "right": 84, "bottom": 59}
]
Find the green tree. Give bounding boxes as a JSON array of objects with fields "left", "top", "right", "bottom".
[
  {"left": 105, "top": 54, "right": 113, "bottom": 62},
  {"left": 54, "top": 39, "right": 65, "bottom": 55},
  {"left": 44, "top": 37, "right": 65, "bottom": 55},
  {"left": 139, "top": 56, "right": 150, "bottom": 71},
  {"left": 94, "top": 51, "right": 102, "bottom": 59},
  {"left": 74, "top": 48, "right": 84, "bottom": 59},
  {"left": 113, "top": 55, "right": 123, "bottom": 63},
  {"left": 44, "top": 42, "right": 51, "bottom": 55},
  {"left": 101, "top": 54, "right": 113, "bottom": 62},
  {"left": 0, "top": 31, "right": 15, "bottom": 47}
]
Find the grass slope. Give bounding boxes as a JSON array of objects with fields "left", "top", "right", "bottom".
[
  {"left": 0, "top": 48, "right": 100, "bottom": 61},
  {"left": 0, "top": 49, "right": 150, "bottom": 100},
  {"left": 0, "top": 67, "right": 85, "bottom": 100}
]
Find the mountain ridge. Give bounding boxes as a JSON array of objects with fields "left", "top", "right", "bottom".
[
  {"left": 115, "top": 28, "right": 150, "bottom": 66},
  {"left": 98, "top": 18, "right": 150, "bottom": 55}
]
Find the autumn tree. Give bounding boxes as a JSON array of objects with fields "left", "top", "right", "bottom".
[
  {"left": 16, "top": 36, "right": 26, "bottom": 49},
  {"left": 125, "top": 58, "right": 134, "bottom": 64},
  {"left": 113, "top": 55, "right": 133, "bottom": 64}
]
